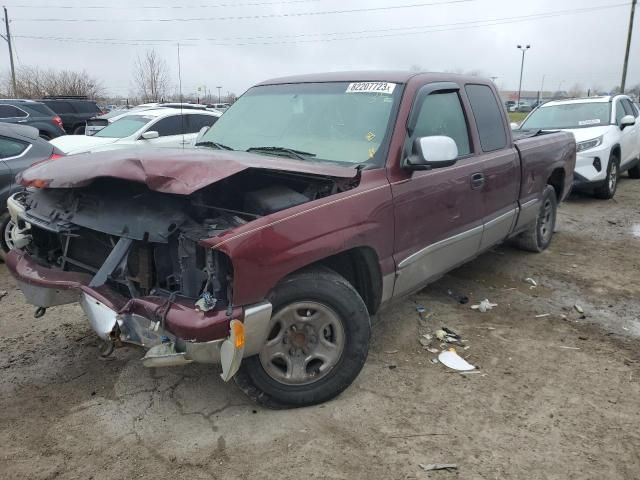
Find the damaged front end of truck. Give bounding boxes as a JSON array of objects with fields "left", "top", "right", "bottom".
[{"left": 6, "top": 148, "right": 358, "bottom": 380}]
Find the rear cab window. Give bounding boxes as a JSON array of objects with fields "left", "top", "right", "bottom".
[{"left": 465, "top": 84, "right": 507, "bottom": 152}]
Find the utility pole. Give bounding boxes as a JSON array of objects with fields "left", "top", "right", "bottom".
[
  {"left": 516, "top": 44, "right": 531, "bottom": 107},
  {"left": 621, "top": 0, "right": 637, "bottom": 93},
  {"left": 1, "top": 7, "right": 17, "bottom": 97},
  {"left": 216, "top": 86, "right": 222, "bottom": 103}
]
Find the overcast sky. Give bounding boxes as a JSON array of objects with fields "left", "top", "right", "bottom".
[{"left": 2, "top": 0, "right": 638, "bottom": 98}]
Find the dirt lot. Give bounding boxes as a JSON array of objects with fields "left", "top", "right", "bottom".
[{"left": 1, "top": 179, "right": 639, "bottom": 480}]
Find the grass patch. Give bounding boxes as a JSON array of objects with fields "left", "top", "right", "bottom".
[{"left": 508, "top": 112, "right": 528, "bottom": 123}]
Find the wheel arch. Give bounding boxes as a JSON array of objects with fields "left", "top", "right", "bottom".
[
  {"left": 283, "top": 246, "right": 384, "bottom": 315},
  {"left": 610, "top": 144, "right": 621, "bottom": 162},
  {"left": 546, "top": 168, "right": 565, "bottom": 201}
]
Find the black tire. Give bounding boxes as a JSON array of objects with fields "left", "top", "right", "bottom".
[
  {"left": 72, "top": 125, "right": 85, "bottom": 135},
  {"left": 513, "top": 185, "right": 557, "bottom": 253},
  {"left": 628, "top": 161, "right": 640, "bottom": 179},
  {"left": 594, "top": 154, "right": 619, "bottom": 199},
  {"left": 0, "top": 211, "right": 13, "bottom": 262},
  {"left": 234, "top": 268, "right": 371, "bottom": 408}
]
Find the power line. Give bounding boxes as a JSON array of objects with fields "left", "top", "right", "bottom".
[
  {"left": 12, "top": 2, "right": 631, "bottom": 47},
  {"left": 3, "top": 0, "right": 324, "bottom": 9},
  {"left": 12, "top": 0, "right": 474, "bottom": 22}
]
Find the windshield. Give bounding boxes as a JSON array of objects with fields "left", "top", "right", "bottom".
[
  {"left": 94, "top": 115, "right": 153, "bottom": 138},
  {"left": 199, "top": 81, "right": 401, "bottom": 165},
  {"left": 521, "top": 102, "right": 611, "bottom": 130}
]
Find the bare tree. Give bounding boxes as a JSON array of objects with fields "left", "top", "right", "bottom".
[
  {"left": 568, "top": 83, "right": 586, "bottom": 97},
  {"left": 133, "top": 49, "right": 171, "bottom": 103},
  {"left": 1, "top": 66, "right": 103, "bottom": 98}
]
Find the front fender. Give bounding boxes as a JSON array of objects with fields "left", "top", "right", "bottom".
[{"left": 203, "top": 170, "right": 395, "bottom": 306}]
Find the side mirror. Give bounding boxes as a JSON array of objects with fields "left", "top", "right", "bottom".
[
  {"left": 620, "top": 114, "right": 635, "bottom": 129},
  {"left": 141, "top": 131, "right": 159, "bottom": 140},
  {"left": 404, "top": 136, "right": 458, "bottom": 171},
  {"left": 195, "top": 125, "right": 210, "bottom": 144}
]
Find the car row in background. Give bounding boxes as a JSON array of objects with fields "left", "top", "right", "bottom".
[
  {"left": 0, "top": 123, "right": 63, "bottom": 258},
  {"left": 39, "top": 97, "right": 103, "bottom": 135},
  {"left": 84, "top": 102, "right": 225, "bottom": 135},
  {"left": 0, "top": 99, "right": 66, "bottom": 139},
  {"left": 517, "top": 94, "right": 640, "bottom": 199},
  {"left": 51, "top": 107, "right": 222, "bottom": 155}
]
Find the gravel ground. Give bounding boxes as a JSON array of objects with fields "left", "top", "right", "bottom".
[{"left": 0, "top": 178, "right": 639, "bottom": 480}]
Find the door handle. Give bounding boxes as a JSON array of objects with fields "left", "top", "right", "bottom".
[{"left": 471, "top": 172, "right": 485, "bottom": 189}]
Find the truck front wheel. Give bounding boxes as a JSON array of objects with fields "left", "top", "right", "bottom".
[{"left": 235, "top": 268, "right": 370, "bottom": 408}]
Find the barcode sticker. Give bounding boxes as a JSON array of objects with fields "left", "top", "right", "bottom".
[
  {"left": 346, "top": 82, "right": 396, "bottom": 94},
  {"left": 578, "top": 119, "right": 601, "bottom": 126}
]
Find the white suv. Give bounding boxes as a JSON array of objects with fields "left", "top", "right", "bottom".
[
  {"left": 51, "top": 108, "right": 221, "bottom": 155},
  {"left": 519, "top": 95, "right": 640, "bottom": 199}
]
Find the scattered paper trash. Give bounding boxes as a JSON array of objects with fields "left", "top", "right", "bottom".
[
  {"left": 426, "top": 347, "right": 439, "bottom": 353},
  {"left": 438, "top": 348, "right": 476, "bottom": 371},
  {"left": 430, "top": 358, "right": 439, "bottom": 364},
  {"left": 524, "top": 277, "right": 538, "bottom": 287},
  {"left": 435, "top": 327, "right": 461, "bottom": 343},
  {"left": 471, "top": 299, "right": 498, "bottom": 312},
  {"left": 0, "top": 290, "right": 7, "bottom": 301},
  {"left": 419, "top": 463, "right": 458, "bottom": 472},
  {"left": 574, "top": 304, "right": 584, "bottom": 314},
  {"left": 535, "top": 313, "right": 550, "bottom": 318}
]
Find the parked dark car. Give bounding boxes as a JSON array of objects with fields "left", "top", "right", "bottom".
[
  {"left": 0, "top": 123, "right": 62, "bottom": 259},
  {"left": 40, "top": 97, "right": 102, "bottom": 135},
  {"left": 0, "top": 99, "right": 66, "bottom": 140}
]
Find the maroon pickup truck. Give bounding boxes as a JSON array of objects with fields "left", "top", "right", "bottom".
[{"left": 6, "top": 72, "right": 575, "bottom": 407}]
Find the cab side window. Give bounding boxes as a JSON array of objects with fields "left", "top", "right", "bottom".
[
  {"left": 465, "top": 84, "right": 507, "bottom": 152},
  {"left": 412, "top": 92, "right": 471, "bottom": 157}
]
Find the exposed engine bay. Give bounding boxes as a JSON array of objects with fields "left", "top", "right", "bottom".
[{"left": 15, "top": 168, "right": 355, "bottom": 310}]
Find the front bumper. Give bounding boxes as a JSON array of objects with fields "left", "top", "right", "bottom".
[
  {"left": 6, "top": 250, "right": 272, "bottom": 379},
  {"left": 573, "top": 146, "right": 610, "bottom": 187}
]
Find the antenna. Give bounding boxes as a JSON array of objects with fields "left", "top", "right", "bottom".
[{"left": 177, "top": 42, "right": 185, "bottom": 149}]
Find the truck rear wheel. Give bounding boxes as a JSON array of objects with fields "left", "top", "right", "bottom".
[
  {"left": 234, "top": 268, "right": 370, "bottom": 408},
  {"left": 513, "top": 185, "right": 557, "bottom": 253}
]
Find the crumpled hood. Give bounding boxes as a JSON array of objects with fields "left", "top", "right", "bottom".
[
  {"left": 19, "top": 147, "right": 358, "bottom": 195},
  {"left": 49, "top": 135, "right": 119, "bottom": 154}
]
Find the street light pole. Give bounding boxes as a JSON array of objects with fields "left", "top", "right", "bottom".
[
  {"left": 216, "top": 86, "right": 222, "bottom": 103},
  {"left": 516, "top": 44, "right": 530, "bottom": 107},
  {"left": 621, "top": 0, "right": 637, "bottom": 92},
  {"left": 1, "top": 7, "right": 17, "bottom": 97}
]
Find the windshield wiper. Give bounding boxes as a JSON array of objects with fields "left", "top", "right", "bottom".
[
  {"left": 195, "top": 141, "right": 234, "bottom": 151},
  {"left": 246, "top": 146, "right": 316, "bottom": 160}
]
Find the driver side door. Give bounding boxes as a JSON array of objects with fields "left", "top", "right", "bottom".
[{"left": 392, "top": 83, "right": 485, "bottom": 297}]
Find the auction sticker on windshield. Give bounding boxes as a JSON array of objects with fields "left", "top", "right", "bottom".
[
  {"left": 346, "top": 82, "right": 396, "bottom": 94},
  {"left": 578, "top": 119, "right": 601, "bottom": 126}
]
